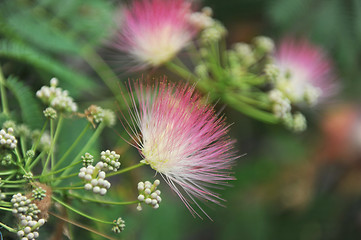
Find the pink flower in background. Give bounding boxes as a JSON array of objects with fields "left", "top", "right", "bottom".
[
  {"left": 121, "top": 78, "right": 237, "bottom": 218},
  {"left": 115, "top": 0, "right": 196, "bottom": 69},
  {"left": 274, "top": 37, "right": 336, "bottom": 104}
]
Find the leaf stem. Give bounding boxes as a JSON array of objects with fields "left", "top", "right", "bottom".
[
  {"left": 52, "top": 196, "right": 114, "bottom": 225},
  {"left": 28, "top": 151, "right": 45, "bottom": 170},
  {"left": 0, "top": 221, "right": 16, "bottom": 233},
  {"left": 51, "top": 172, "right": 78, "bottom": 182},
  {"left": 107, "top": 162, "right": 145, "bottom": 177},
  {"left": 52, "top": 186, "right": 84, "bottom": 191},
  {"left": 31, "top": 120, "right": 48, "bottom": 152},
  {"left": 42, "top": 115, "right": 64, "bottom": 175},
  {"left": 0, "top": 206, "right": 12, "bottom": 212},
  {"left": 81, "top": 46, "right": 124, "bottom": 100},
  {"left": 53, "top": 123, "right": 91, "bottom": 170},
  {"left": 68, "top": 192, "right": 139, "bottom": 205},
  {"left": 0, "top": 66, "right": 9, "bottom": 116},
  {"left": 55, "top": 123, "right": 105, "bottom": 184}
]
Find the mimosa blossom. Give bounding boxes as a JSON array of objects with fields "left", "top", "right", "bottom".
[
  {"left": 115, "top": 0, "right": 195, "bottom": 69},
  {"left": 120, "top": 79, "right": 237, "bottom": 218},
  {"left": 274, "top": 37, "right": 335, "bottom": 105}
]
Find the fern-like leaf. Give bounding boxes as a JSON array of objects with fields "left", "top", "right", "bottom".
[
  {"left": 0, "top": 40, "right": 96, "bottom": 96},
  {"left": 6, "top": 76, "right": 43, "bottom": 129}
]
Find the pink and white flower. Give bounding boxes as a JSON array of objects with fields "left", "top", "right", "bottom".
[
  {"left": 120, "top": 78, "right": 237, "bottom": 218},
  {"left": 115, "top": 0, "right": 196, "bottom": 69},
  {"left": 274, "top": 37, "right": 335, "bottom": 105}
]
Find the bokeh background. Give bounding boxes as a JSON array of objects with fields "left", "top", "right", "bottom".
[{"left": 1, "top": 0, "right": 361, "bottom": 239}]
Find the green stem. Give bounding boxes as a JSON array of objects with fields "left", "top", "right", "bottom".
[
  {"left": 0, "top": 206, "right": 12, "bottom": 212},
  {"left": 68, "top": 193, "right": 139, "bottom": 205},
  {"left": 34, "top": 160, "right": 82, "bottom": 179},
  {"left": 1, "top": 179, "right": 26, "bottom": 183},
  {"left": 32, "top": 120, "right": 48, "bottom": 152},
  {"left": 52, "top": 186, "right": 84, "bottom": 191},
  {"left": 0, "top": 184, "right": 24, "bottom": 188},
  {"left": 235, "top": 93, "right": 270, "bottom": 109},
  {"left": 107, "top": 162, "right": 145, "bottom": 177},
  {"left": 166, "top": 61, "right": 197, "bottom": 82},
  {"left": 2, "top": 191, "right": 25, "bottom": 195},
  {"left": 48, "top": 211, "right": 117, "bottom": 240},
  {"left": 4, "top": 173, "right": 15, "bottom": 181},
  {"left": 224, "top": 95, "right": 278, "bottom": 124},
  {"left": 56, "top": 123, "right": 105, "bottom": 184},
  {"left": 0, "top": 66, "right": 9, "bottom": 116},
  {"left": 0, "top": 221, "right": 16, "bottom": 233},
  {"left": 0, "top": 202, "right": 11, "bottom": 207},
  {"left": 14, "top": 149, "right": 27, "bottom": 174},
  {"left": 81, "top": 46, "right": 125, "bottom": 101},
  {"left": 0, "top": 170, "right": 16, "bottom": 175},
  {"left": 42, "top": 115, "right": 64, "bottom": 175},
  {"left": 53, "top": 123, "right": 91, "bottom": 170},
  {"left": 28, "top": 151, "right": 45, "bottom": 170},
  {"left": 50, "top": 117, "right": 55, "bottom": 169},
  {"left": 20, "top": 137, "right": 26, "bottom": 159},
  {"left": 51, "top": 172, "right": 78, "bottom": 182},
  {"left": 52, "top": 196, "right": 114, "bottom": 225}
]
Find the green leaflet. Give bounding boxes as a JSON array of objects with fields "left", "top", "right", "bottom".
[
  {"left": 0, "top": 0, "right": 114, "bottom": 54},
  {"left": 0, "top": 40, "right": 95, "bottom": 96},
  {"left": 6, "top": 76, "right": 43, "bottom": 129}
]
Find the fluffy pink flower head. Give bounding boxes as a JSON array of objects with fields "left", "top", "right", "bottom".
[
  {"left": 116, "top": 0, "right": 196, "bottom": 69},
  {"left": 274, "top": 37, "right": 335, "bottom": 104},
  {"left": 121, "top": 78, "right": 237, "bottom": 218}
]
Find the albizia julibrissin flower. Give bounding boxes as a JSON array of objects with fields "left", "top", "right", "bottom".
[
  {"left": 120, "top": 79, "right": 237, "bottom": 218},
  {"left": 274, "top": 37, "right": 336, "bottom": 105},
  {"left": 115, "top": 0, "right": 196, "bottom": 69}
]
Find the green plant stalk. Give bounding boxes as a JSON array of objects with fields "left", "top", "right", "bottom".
[
  {"left": 28, "top": 151, "right": 45, "bottom": 170},
  {"left": 52, "top": 196, "right": 114, "bottom": 225},
  {"left": 55, "top": 122, "right": 105, "bottom": 184},
  {"left": 51, "top": 172, "right": 78, "bottom": 182},
  {"left": 1, "top": 179, "right": 26, "bottom": 183},
  {"left": 187, "top": 42, "right": 202, "bottom": 66},
  {"left": 107, "top": 162, "right": 146, "bottom": 177},
  {"left": 52, "top": 182, "right": 84, "bottom": 190},
  {"left": 53, "top": 122, "right": 91, "bottom": 170},
  {"left": 166, "top": 60, "right": 209, "bottom": 92},
  {"left": 81, "top": 46, "right": 124, "bottom": 101},
  {"left": 15, "top": 148, "right": 23, "bottom": 165},
  {"left": 0, "top": 221, "right": 16, "bottom": 233},
  {"left": 235, "top": 93, "right": 271, "bottom": 109},
  {"left": 48, "top": 211, "right": 117, "bottom": 240},
  {"left": 166, "top": 61, "right": 196, "bottom": 82},
  {"left": 35, "top": 160, "right": 82, "bottom": 179},
  {"left": 68, "top": 193, "right": 139, "bottom": 205},
  {"left": 0, "top": 206, "right": 12, "bottom": 212},
  {"left": 14, "top": 149, "right": 27, "bottom": 174},
  {"left": 42, "top": 115, "right": 64, "bottom": 175},
  {"left": 2, "top": 191, "right": 25, "bottom": 195},
  {"left": 20, "top": 137, "right": 26, "bottom": 159},
  {"left": 0, "top": 170, "right": 16, "bottom": 175},
  {"left": 224, "top": 95, "right": 278, "bottom": 124},
  {"left": 0, "top": 184, "right": 24, "bottom": 188},
  {"left": 0, "top": 202, "right": 11, "bottom": 207},
  {"left": 32, "top": 120, "right": 48, "bottom": 152},
  {"left": 0, "top": 66, "right": 9, "bottom": 116},
  {"left": 207, "top": 46, "right": 224, "bottom": 81},
  {"left": 50, "top": 117, "right": 55, "bottom": 169},
  {"left": 4, "top": 173, "right": 16, "bottom": 181},
  {"left": 52, "top": 186, "right": 84, "bottom": 191}
]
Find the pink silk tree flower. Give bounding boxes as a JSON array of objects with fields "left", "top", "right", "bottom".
[
  {"left": 274, "top": 37, "right": 336, "bottom": 105},
  {"left": 115, "top": 0, "right": 196, "bottom": 70},
  {"left": 120, "top": 79, "right": 237, "bottom": 218}
]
